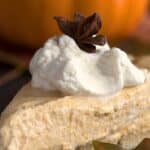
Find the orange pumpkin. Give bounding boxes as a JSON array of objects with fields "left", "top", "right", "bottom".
[
  {"left": 0, "top": 0, "right": 148, "bottom": 48},
  {"left": 0, "top": 0, "right": 72, "bottom": 48},
  {"left": 74, "top": 0, "right": 148, "bottom": 40}
]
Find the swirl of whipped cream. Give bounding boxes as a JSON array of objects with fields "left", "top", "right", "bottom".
[{"left": 30, "top": 35, "right": 146, "bottom": 97}]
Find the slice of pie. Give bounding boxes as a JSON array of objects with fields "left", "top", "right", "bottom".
[
  {"left": 0, "top": 72, "right": 149, "bottom": 150},
  {"left": 0, "top": 12, "right": 150, "bottom": 150}
]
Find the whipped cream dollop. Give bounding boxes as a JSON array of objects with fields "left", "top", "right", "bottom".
[{"left": 30, "top": 35, "right": 146, "bottom": 97}]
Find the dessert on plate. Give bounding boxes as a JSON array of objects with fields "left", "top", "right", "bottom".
[{"left": 0, "top": 13, "right": 149, "bottom": 150}]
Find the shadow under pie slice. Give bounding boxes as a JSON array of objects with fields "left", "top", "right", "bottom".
[{"left": 0, "top": 72, "right": 150, "bottom": 150}]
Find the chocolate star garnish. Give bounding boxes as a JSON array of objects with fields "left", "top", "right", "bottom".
[{"left": 54, "top": 12, "right": 106, "bottom": 53}]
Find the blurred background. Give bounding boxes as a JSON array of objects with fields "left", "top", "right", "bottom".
[{"left": 0, "top": 1, "right": 150, "bottom": 149}]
